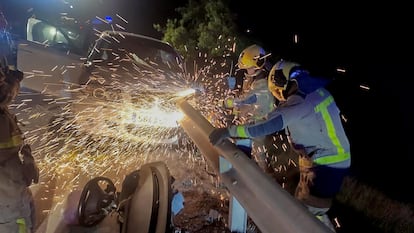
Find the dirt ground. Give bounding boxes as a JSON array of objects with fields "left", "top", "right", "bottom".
[
  {"left": 172, "top": 189, "right": 231, "bottom": 233},
  {"left": 166, "top": 148, "right": 233, "bottom": 233}
]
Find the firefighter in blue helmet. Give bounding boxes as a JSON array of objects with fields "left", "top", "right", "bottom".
[
  {"left": 210, "top": 59, "right": 351, "bottom": 231},
  {"left": 0, "top": 64, "right": 39, "bottom": 233}
]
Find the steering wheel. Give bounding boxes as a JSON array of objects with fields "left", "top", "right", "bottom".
[{"left": 77, "top": 176, "right": 116, "bottom": 227}]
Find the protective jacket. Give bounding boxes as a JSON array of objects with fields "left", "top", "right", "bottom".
[
  {"left": 224, "top": 70, "right": 276, "bottom": 170},
  {"left": 225, "top": 70, "right": 276, "bottom": 123},
  {"left": 228, "top": 86, "right": 351, "bottom": 198},
  {"left": 0, "top": 106, "right": 34, "bottom": 233},
  {"left": 0, "top": 69, "right": 35, "bottom": 232}
]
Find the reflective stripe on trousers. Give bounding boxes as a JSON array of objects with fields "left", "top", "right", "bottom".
[
  {"left": 0, "top": 135, "right": 23, "bottom": 149},
  {"left": 0, "top": 218, "right": 27, "bottom": 233},
  {"left": 313, "top": 152, "right": 350, "bottom": 165},
  {"left": 16, "top": 218, "right": 27, "bottom": 233}
]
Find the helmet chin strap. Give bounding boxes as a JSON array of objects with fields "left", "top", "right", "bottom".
[{"left": 245, "top": 68, "right": 265, "bottom": 79}]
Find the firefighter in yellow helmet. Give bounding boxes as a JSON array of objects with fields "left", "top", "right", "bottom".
[
  {"left": 221, "top": 44, "right": 277, "bottom": 171},
  {"left": 211, "top": 59, "right": 350, "bottom": 232},
  {"left": 0, "top": 64, "right": 39, "bottom": 233}
]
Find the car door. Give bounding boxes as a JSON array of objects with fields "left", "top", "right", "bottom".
[{"left": 16, "top": 18, "right": 88, "bottom": 98}]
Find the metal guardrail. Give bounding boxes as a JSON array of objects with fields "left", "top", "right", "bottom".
[{"left": 177, "top": 99, "right": 332, "bottom": 233}]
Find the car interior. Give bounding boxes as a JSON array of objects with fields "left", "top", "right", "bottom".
[{"left": 76, "top": 161, "right": 173, "bottom": 233}]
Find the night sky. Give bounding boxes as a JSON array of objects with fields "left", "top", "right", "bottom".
[
  {"left": 1, "top": 0, "right": 413, "bottom": 203},
  {"left": 231, "top": 2, "right": 414, "bottom": 204}
]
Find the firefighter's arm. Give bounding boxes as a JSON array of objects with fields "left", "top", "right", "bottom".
[{"left": 223, "top": 94, "right": 257, "bottom": 109}]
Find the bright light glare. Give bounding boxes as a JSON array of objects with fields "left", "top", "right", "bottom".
[
  {"left": 175, "top": 88, "right": 196, "bottom": 97},
  {"left": 72, "top": 96, "right": 184, "bottom": 145},
  {"left": 48, "top": 27, "right": 56, "bottom": 37},
  {"left": 124, "top": 103, "right": 184, "bottom": 128}
]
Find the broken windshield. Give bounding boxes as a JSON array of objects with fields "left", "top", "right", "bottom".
[{"left": 88, "top": 32, "right": 184, "bottom": 74}]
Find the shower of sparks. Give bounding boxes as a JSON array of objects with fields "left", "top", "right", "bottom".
[
  {"left": 11, "top": 22, "right": 214, "bottom": 210},
  {"left": 11, "top": 18, "right": 295, "bottom": 218}
]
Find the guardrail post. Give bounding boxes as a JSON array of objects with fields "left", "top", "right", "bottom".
[{"left": 220, "top": 156, "right": 247, "bottom": 233}]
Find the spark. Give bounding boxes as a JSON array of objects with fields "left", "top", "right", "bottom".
[
  {"left": 116, "top": 14, "right": 128, "bottom": 24},
  {"left": 336, "top": 68, "right": 346, "bottom": 73},
  {"left": 333, "top": 217, "right": 341, "bottom": 228},
  {"left": 288, "top": 158, "right": 297, "bottom": 167},
  {"left": 359, "top": 84, "right": 370, "bottom": 90},
  {"left": 341, "top": 114, "right": 348, "bottom": 123},
  {"left": 95, "top": 16, "right": 110, "bottom": 24},
  {"left": 282, "top": 143, "right": 288, "bottom": 152},
  {"left": 115, "top": 24, "right": 125, "bottom": 30}
]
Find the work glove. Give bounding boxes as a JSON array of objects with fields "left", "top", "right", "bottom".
[
  {"left": 220, "top": 97, "right": 235, "bottom": 109},
  {"left": 0, "top": 66, "right": 23, "bottom": 106},
  {"left": 0, "top": 62, "right": 24, "bottom": 84},
  {"left": 209, "top": 128, "right": 230, "bottom": 145},
  {"left": 20, "top": 144, "right": 39, "bottom": 186},
  {"left": 227, "top": 76, "right": 236, "bottom": 90},
  {"left": 6, "top": 68, "right": 24, "bottom": 83}
]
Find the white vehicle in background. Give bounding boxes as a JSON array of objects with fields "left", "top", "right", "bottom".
[{"left": 16, "top": 17, "right": 195, "bottom": 150}]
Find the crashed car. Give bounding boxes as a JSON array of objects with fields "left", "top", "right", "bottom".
[{"left": 16, "top": 17, "right": 195, "bottom": 149}]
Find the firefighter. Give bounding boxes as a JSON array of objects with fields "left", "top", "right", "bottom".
[
  {"left": 0, "top": 65, "right": 39, "bottom": 233},
  {"left": 209, "top": 59, "right": 351, "bottom": 231},
  {"left": 221, "top": 44, "right": 276, "bottom": 171}
]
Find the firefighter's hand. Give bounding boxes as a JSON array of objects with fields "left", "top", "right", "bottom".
[
  {"left": 219, "top": 97, "right": 234, "bottom": 109},
  {"left": 21, "top": 144, "right": 39, "bottom": 185},
  {"left": 224, "top": 97, "right": 235, "bottom": 109},
  {"left": 7, "top": 69, "right": 24, "bottom": 83},
  {"left": 209, "top": 128, "right": 230, "bottom": 145},
  {"left": 1, "top": 63, "right": 23, "bottom": 84},
  {"left": 227, "top": 76, "right": 236, "bottom": 90}
]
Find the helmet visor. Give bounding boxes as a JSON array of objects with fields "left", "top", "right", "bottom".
[
  {"left": 269, "top": 69, "right": 289, "bottom": 90},
  {"left": 268, "top": 81, "right": 286, "bottom": 101}
]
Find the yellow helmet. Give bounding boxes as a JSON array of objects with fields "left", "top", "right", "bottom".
[
  {"left": 237, "top": 44, "right": 267, "bottom": 69},
  {"left": 268, "top": 60, "right": 300, "bottom": 100}
]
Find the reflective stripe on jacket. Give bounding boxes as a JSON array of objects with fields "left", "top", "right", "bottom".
[
  {"left": 16, "top": 218, "right": 27, "bottom": 233},
  {"left": 0, "top": 108, "right": 23, "bottom": 150},
  {"left": 230, "top": 87, "right": 350, "bottom": 169},
  {"left": 0, "top": 135, "right": 23, "bottom": 149},
  {"left": 1, "top": 107, "right": 24, "bottom": 164}
]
